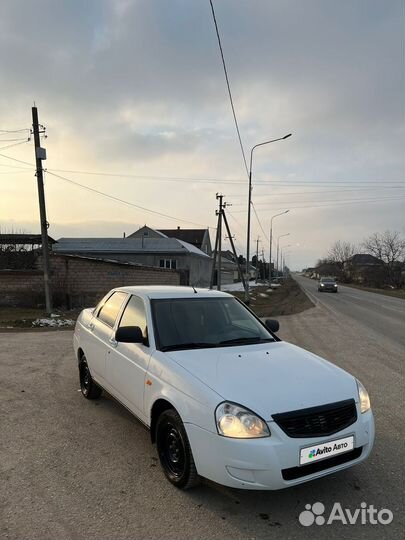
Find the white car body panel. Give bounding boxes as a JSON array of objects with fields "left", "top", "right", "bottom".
[
  {"left": 74, "top": 285, "right": 375, "bottom": 490},
  {"left": 164, "top": 342, "right": 358, "bottom": 419}
]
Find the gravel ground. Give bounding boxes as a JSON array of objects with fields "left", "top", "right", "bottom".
[{"left": 0, "top": 301, "right": 403, "bottom": 540}]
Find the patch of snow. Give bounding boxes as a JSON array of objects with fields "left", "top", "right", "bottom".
[
  {"left": 221, "top": 282, "right": 262, "bottom": 292},
  {"left": 32, "top": 318, "right": 75, "bottom": 328}
]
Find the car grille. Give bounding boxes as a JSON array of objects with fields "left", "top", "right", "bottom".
[
  {"left": 282, "top": 446, "right": 363, "bottom": 480},
  {"left": 272, "top": 399, "right": 357, "bottom": 438}
]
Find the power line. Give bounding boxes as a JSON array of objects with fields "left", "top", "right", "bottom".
[
  {"left": 0, "top": 140, "right": 31, "bottom": 152},
  {"left": 0, "top": 162, "right": 32, "bottom": 170},
  {"left": 0, "top": 137, "right": 30, "bottom": 142},
  {"left": 0, "top": 128, "right": 30, "bottom": 133},
  {"left": 42, "top": 166, "right": 404, "bottom": 187},
  {"left": 246, "top": 194, "right": 405, "bottom": 206},
  {"left": 251, "top": 202, "right": 269, "bottom": 242},
  {"left": 45, "top": 170, "right": 212, "bottom": 228},
  {"left": 231, "top": 195, "right": 405, "bottom": 212},
  {"left": 209, "top": 0, "right": 249, "bottom": 178},
  {"left": 0, "top": 151, "right": 33, "bottom": 166},
  {"left": 229, "top": 186, "right": 405, "bottom": 200}
]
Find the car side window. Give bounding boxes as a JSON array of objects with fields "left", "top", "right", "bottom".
[
  {"left": 97, "top": 291, "right": 127, "bottom": 328},
  {"left": 118, "top": 295, "right": 148, "bottom": 343}
]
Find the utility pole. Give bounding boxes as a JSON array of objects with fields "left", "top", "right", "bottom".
[
  {"left": 210, "top": 194, "right": 246, "bottom": 291},
  {"left": 255, "top": 237, "right": 260, "bottom": 282},
  {"left": 260, "top": 248, "right": 265, "bottom": 281},
  {"left": 217, "top": 194, "right": 223, "bottom": 291},
  {"left": 32, "top": 106, "right": 52, "bottom": 314},
  {"left": 210, "top": 194, "right": 224, "bottom": 290}
]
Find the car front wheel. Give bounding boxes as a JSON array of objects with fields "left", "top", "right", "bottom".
[
  {"left": 156, "top": 409, "right": 199, "bottom": 489},
  {"left": 79, "top": 356, "right": 102, "bottom": 400}
]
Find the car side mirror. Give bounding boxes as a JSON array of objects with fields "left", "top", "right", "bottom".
[
  {"left": 115, "top": 326, "right": 143, "bottom": 343},
  {"left": 265, "top": 319, "right": 280, "bottom": 333}
]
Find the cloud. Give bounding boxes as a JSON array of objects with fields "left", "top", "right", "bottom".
[{"left": 0, "top": 0, "right": 404, "bottom": 268}]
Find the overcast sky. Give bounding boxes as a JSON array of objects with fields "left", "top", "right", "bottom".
[{"left": 0, "top": 0, "right": 404, "bottom": 269}]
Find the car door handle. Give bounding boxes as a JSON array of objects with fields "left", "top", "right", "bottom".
[
  {"left": 88, "top": 323, "right": 95, "bottom": 331},
  {"left": 109, "top": 336, "right": 118, "bottom": 348}
]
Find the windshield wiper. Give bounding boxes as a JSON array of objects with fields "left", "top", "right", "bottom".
[
  {"left": 160, "top": 342, "right": 218, "bottom": 352},
  {"left": 219, "top": 337, "right": 274, "bottom": 346}
]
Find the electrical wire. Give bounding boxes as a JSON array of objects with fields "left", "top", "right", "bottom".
[
  {"left": 209, "top": 0, "right": 249, "bottom": 178},
  {"left": 251, "top": 203, "right": 269, "bottom": 242},
  {"left": 0, "top": 140, "right": 31, "bottom": 152},
  {"left": 45, "top": 170, "right": 213, "bottom": 228},
  {"left": 0, "top": 128, "right": 30, "bottom": 133},
  {"left": 0, "top": 151, "right": 33, "bottom": 167},
  {"left": 0, "top": 162, "right": 33, "bottom": 170},
  {"left": 43, "top": 167, "right": 404, "bottom": 188},
  {"left": 0, "top": 137, "right": 30, "bottom": 143},
  {"left": 231, "top": 195, "right": 405, "bottom": 212}
]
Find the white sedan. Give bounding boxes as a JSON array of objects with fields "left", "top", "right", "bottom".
[{"left": 73, "top": 286, "right": 374, "bottom": 490}]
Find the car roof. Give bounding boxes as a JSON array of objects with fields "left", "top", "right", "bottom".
[{"left": 111, "top": 285, "right": 232, "bottom": 300}]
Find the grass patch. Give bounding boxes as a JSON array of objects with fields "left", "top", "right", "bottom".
[
  {"left": 342, "top": 283, "right": 405, "bottom": 300},
  {"left": 232, "top": 278, "right": 314, "bottom": 317}
]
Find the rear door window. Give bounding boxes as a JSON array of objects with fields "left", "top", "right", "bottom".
[{"left": 97, "top": 291, "right": 127, "bottom": 328}]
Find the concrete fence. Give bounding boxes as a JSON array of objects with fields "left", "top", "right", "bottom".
[{"left": 0, "top": 253, "right": 181, "bottom": 308}]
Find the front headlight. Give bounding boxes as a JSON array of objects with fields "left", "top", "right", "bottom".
[
  {"left": 356, "top": 379, "right": 371, "bottom": 413},
  {"left": 215, "top": 402, "right": 270, "bottom": 438},
  {"left": 320, "top": 283, "right": 324, "bottom": 287}
]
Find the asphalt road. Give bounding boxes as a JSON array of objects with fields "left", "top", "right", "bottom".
[
  {"left": 1, "top": 294, "right": 404, "bottom": 539},
  {"left": 294, "top": 274, "right": 405, "bottom": 351}
]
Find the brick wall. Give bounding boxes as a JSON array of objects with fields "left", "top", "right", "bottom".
[{"left": 0, "top": 254, "right": 180, "bottom": 308}]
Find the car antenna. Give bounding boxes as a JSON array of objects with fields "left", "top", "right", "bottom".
[{"left": 191, "top": 285, "right": 197, "bottom": 294}]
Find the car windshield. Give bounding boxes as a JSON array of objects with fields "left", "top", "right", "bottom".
[
  {"left": 151, "top": 297, "right": 275, "bottom": 351},
  {"left": 321, "top": 278, "right": 336, "bottom": 283}
]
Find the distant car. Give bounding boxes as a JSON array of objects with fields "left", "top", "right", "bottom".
[
  {"left": 318, "top": 277, "right": 338, "bottom": 292},
  {"left": 73, "top": 286, "right": 373, "bottom": 490}
]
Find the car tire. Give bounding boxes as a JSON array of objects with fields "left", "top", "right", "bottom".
[
  {"left": 156, "top": 409, "right": 199, "bottom": 489},
  {"left": 79, "top": 356, "right": 102, "bottom": 400}
]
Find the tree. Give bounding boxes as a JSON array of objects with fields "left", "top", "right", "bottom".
[
  {"left": 326, "top": 241, "right": 357, "bottom": 280},
  {"left": 328, "top": 240, "right": 357, "bottom": 266},
  {"left": 362, "top": 231, "right": 405, "bottom": 286}
]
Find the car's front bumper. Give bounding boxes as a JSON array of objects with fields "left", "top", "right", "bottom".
[{"left": 185, "top": 408, "right": 374, "bottom": 490}]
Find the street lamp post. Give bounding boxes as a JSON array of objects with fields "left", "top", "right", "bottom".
[
  {"left": 280, "top": 244, "right": 291, "bottom": 276},
  {"left": 245, "top": 133, "right": 292, "bottom": 303},
  {"left": 276, "top": 233, "right": 290, "bottom": 277},
  {"left": 281, "top": 248, "right": 292, "bottom": 276},
  {"left": 269, "top": 209, "right": 289, "bottom": 284}
]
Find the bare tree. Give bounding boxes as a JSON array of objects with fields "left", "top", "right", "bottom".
[
  {"left": 363, "top": 230, "right": 405, "bottom": 263},
  {"left": 328, "top": 240, "right": 357, "bottom": 266},
  {"left": 362, "top": 231, "right": 405, "bottom": 286}
]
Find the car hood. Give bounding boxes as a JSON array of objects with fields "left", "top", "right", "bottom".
[{"left": 166, "top": 341, "right": 358, "bottom": 420}]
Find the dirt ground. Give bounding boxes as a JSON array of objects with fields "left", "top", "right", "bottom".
[{"left": 232, "top": 278, "right": 314, "bottom": 317}]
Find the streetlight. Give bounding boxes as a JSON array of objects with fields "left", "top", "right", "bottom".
[
  {"left": 280, "top": 245, "right": 291, "bottom": 276},
  {"left": 276, "top": 233, "right": 290, "bottom": 276},
  {"left": 269, "top": 209, "right": 289, "bottom": 284},
  {"left": 282, "top": 248, "right": 292, "bottom": 276},
  {"left": 245, "top": 133, "right": 292, "bottom": 302}
]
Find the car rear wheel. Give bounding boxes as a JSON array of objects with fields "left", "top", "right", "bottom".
[
  {"left": 79, "top": 356, "right": 102, "bottom": 400},
  {"left": 156, "top": 409, "right": 199, "bottom": 489}
]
